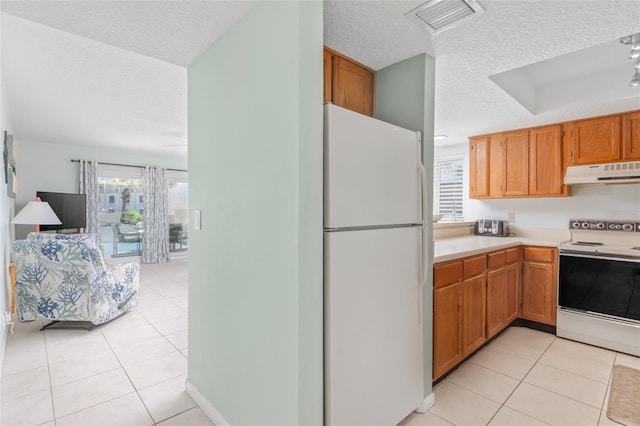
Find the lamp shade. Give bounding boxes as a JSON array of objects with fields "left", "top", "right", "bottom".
[{"left": 11, "top": 201, "right": 62, "bottom": 225}]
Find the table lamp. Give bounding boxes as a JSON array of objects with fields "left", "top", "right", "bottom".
[{"left": 11, "top": 201, "right": 62, "bottom": 231}]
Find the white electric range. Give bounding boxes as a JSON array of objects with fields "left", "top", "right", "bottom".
[{"left": 557, "top": 219, "right": 640, "bottom": 356}]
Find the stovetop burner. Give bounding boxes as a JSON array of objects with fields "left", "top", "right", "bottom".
[{"left": 572, "top": 241, "right": 604, "bottom": 246}]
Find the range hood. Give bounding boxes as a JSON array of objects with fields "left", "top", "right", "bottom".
[{"left": 564, "top": 161, "right": 640, "bottom": 185}]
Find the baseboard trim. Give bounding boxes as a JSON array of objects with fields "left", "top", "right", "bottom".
[
  {"left": 415, "top": 392, "right": 435, "bottom": 413},
  {"left": 185, "top": 378, "right": 230, "bottom": 426}
]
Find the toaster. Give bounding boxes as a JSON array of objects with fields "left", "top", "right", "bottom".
[{"left": 474, "top": 220, "right": 509, "bottom": 237}]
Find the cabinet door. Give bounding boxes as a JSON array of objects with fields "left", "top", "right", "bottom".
[
  {"left": 469, "top": 137, "right": 490, "bottom": 198},
  {"left": 489, "top": 134, "right": 504, "bottom": 197},
  {"left": 623, "top": 111, "right": 640, "bottom": 160},
  {"left": 433, "top": 283, "right": 462, "bottom": 380},
  {"left": 462, "top": 274, "right": 486, "bottom": 357},
  {"left": 502, "top": 130, "right": 529, "bottom": 196},
  {"left": 571, "top": 116, "right": 621, "bottom": 164},
  {"left": 522, "top": 261, "right": 556, "bottom": 325},
  {"left": 530, "top": 125, "right": 563, "bottom": 195},
  {"left": 323, "top": 49, "right": 333, "bottom": 104},
  {"left": 486, "top": 267, "right": 506, "bottom": 339},
  {"left": 332, "top": 56, "right": 374, "bottom": 117},
  {"left": 504, "top": 262, "right": 520, "bottom": 324}
]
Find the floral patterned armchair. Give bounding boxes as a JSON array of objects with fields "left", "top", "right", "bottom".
[{"left": 12, "top": 233, "right": 140, "bottom": 326}]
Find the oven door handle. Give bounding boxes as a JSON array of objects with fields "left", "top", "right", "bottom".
[{"left": 559, "top": 250, "right": 640, "bottom": 263}]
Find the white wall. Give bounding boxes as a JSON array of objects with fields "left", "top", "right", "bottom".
[
  {"left": 435, "top": 143, "right": 640, "bottom": 228},
  {"left": 1, "top": 71, "right": 15, "bottom": 374},
  {"left": 14, "top": 139, "right": 187, "bottom": 239}
]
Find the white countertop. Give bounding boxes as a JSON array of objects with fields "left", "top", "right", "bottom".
[{"left": 434, "top": 234, "right": 570, "bottom": 263}]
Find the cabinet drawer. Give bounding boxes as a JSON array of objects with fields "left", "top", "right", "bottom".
[
  {"left": 524, "top": 247, "right": 555, "bottom": 263},
  {"left": 434, "top": 261, "right": 463, "bottom": 288},
  {"left": 505, "top": 247, "right": 522, "bottom": 264},
  {"left": 463, "top": 255, "right": 486, "bottom": 279},
  {"left": 487, "top": 251, "right": 505, "bottom": 270}
]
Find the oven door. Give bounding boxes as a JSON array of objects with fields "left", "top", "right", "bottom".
[{"left": 559, "top": 251, "right": 640, "bottom": 322}]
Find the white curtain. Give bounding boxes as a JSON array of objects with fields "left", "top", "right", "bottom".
[
  {"left": 79, "top": 160, "right": 100, "bottom": 239},
  {"left": 142, "top": 166, "right": 170, "bottom": 263}
]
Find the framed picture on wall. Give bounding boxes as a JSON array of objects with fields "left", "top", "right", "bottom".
[
  {"left": 3, "top": 131, "right": 7, "bottom": 184},
  {"left": 6, "top": 133, "right": 16, "bottom": 198}
]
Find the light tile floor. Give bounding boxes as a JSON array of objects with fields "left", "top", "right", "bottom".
[
  {"left": 403, "top": 326, "right": 640, "bottom": 426},
  {"left": 4, "top": 260, "right": 640, "bottom": 426},
  {"left": 0, "top": 257, "right": 212, "bottom": 426}
]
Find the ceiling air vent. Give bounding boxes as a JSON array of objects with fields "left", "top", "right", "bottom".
[{"left": 406, "top": 0, "right": 485, "bottom": 35}]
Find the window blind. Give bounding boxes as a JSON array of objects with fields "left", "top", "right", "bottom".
[{"left": 434, "top": 155, "right": 464, "bottom": 221}]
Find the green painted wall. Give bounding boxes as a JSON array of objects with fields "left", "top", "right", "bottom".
[
  {"left": 187, "top": 2, "right": 323, "bottom": 425},
  {"left": 374, "top": 53, "right": 436, "bottom": 398}
]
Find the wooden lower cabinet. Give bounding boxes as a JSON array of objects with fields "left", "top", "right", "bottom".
[
  {"left": 434, "top": 245, "right": 558, "bottom": 381},
  {"left": 433, "top": 255, "right": 487, "bottom": 380},
  {"left": 462, "top": 274, "right": 486, "bottom": 356},
  {"left": 486, "top": 267, "right": 507, "bottom": 339},
  {"left": 521, "top": 247, "right": 557, "bottom": 325},
  {"left": 433, "top": 282, "right": 462, "bottom": 380},
  {"left": 504, "top": 262, "right": 520, "bottom": 324},
  {"left": 486, "top": 248, "right": 520, "bottom": 339}
]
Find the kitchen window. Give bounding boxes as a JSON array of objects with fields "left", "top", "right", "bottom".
[{"left": 434, "top": 155, "right": 464, "bottom": 221}]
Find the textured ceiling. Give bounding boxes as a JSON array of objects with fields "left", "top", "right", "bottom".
[
  {"left": 0, "top": 1, "right": 254, "bottom": 157},
  {"left": 2, "top": 0, "right": 640, "bottom": 157},
  {"left": 325, "top": 0, "right": 640, "bottom": 145},
  {"left": 1, "top": 0, "right": 254, "bottom": 67}
]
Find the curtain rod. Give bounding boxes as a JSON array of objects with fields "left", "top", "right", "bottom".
[{"left": 70, "top": 159, "right": 187, "bottom": 173}]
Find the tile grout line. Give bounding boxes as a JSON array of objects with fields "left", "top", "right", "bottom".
[
  {"left": 3, "top": 262, "right": 191, "bottom": 426},
  {"left": 432, "top": 329, "right": 557, "bottom": 425},
  {"left": 100, "top": 308, "right": 162, "bottom": 426},
  {"left": 596, "top": 353, "right": 617, "bottom": 425},
  {"left": 42, "top": 322, "right": 59, "bottom": 426},
  {"left": 481, "top": 333, "right": 557, "bottom": 426},
  {"left": 489, "top": 336, "right": 557, "bottom": 424},
  {"left": 492, "top": 334, "right": 620, "bottom": 425}
]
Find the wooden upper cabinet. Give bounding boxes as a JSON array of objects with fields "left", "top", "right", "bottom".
[
  {"left": 530, "top": 125, "right": 564, "bottom": 196},
  {"left": 623, "top": 111, "right": 640, "bottom": 160},
  {"left": 333, "top": 57, "right": 374, "bottom": 116},
  {"left": 469, "top": 109, "right": 637, "bottom": 199},
  {"left": 323, "top": 49, "right": 333, "bottom": 104},
  {"left": 502, "top": 130, "right": 529, "bottom": 196},
  {"left": 570, "top": 115, "right": 621, "bottom": 164},
  {"left": 489, "top": 134, "right": 504, "bottom": 197},
  {"left": 469, "top": 137, "right": 490, "bottom": 198},
  {"left": 324, "top": 47, "right": 375, "bottom": 117}
]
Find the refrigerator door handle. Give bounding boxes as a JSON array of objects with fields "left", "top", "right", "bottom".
[
  {"left": 418, "top": 162, "right": 428, "bottom": 324},
  {"left": 418, "top": 163, "right": 429, "bottom": 225}
]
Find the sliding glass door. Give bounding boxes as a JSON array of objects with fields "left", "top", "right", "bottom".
[{"left": 97, "top": 165, "right": 188, "bottom": 257}]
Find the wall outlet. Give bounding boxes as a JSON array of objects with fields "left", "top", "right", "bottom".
[
  {"left": 4, "top": 312, "right": 11, "bottom": 324},
  {"left": 507, "top": 212, "right": 516, "bottom": 223}
]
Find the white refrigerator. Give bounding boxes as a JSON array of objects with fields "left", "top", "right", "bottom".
[{"left": 324, "top": 104, "right": 427, "bottom": 426}]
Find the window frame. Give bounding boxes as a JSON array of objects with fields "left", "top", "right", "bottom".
[{"left": 433, "top": 154, "right": 464, "bottom": 222}]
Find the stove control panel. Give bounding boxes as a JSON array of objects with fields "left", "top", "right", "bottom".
[{"left": 569, "top": 220, "right": 638, "bottom": 232}]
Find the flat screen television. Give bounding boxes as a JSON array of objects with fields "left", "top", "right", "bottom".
[{"left": 36, "top": 191, "right": 87, "bottom": 232}]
